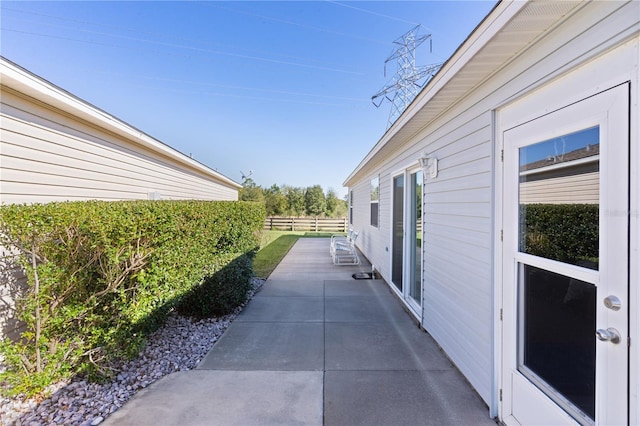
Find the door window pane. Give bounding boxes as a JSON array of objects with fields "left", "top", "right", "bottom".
[
  {"left": 519, "top": 264, "right": 596, "bottom": 421},
  {"left": 519, "top": 127, "right": 599, "bottom": 269}
]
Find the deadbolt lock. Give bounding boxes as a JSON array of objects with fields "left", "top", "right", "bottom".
[{"left": 603, "top": 295, "right": 621, "bottom": 311}]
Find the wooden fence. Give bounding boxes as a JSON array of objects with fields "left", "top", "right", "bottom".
[{"left": 264, "top": 217, "right": 348, "bottom": 232}]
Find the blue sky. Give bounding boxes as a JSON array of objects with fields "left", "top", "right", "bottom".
[
  {"left": 1, "top": 1, "right": 496, "bottom": 198},
  {"left": 520, "top": 127, "right": 599, "bottom": 166}
]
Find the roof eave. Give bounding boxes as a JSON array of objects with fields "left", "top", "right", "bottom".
[
  {"left": 0, "top": 56, "right": 242, "bottom": 190},
  {"left": 343, "top": 0, "right": 530, "bottom": 187}
]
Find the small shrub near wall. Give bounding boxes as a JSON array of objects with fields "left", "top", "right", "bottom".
[{"left": 0, "top": 200, "right": 265, "bottom": 397}]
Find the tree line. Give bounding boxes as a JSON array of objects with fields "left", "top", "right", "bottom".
[{"left": 239, "top": 179, "right": 347, "bottom": 218}]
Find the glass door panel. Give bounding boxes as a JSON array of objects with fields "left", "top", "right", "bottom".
[
  {"left": 392, "top": 174, "right": 404, "bottom": 291},
  {"left": 519, "top": 264, "right": 596, "bottom": 421},
  {"left": 519, "top": 127, "right": 599, "bottom": 269},
  {"left": 517, "top": 127, "right": 600, "bottom": 423},
  {"left": 408, "top": 171, "right": 422, "bottom": 304}
]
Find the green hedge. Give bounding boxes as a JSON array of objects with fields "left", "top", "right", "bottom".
[
  {"left": 176, "top": 253, "right": 254, "bottom": 318},
  {"left": 521, "top": 203, "right": 598, "bottom": 268},
  {"left": 0, "top": 200, "right": 265, "bottom": 396}
]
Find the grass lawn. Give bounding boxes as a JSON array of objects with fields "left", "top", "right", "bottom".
[{"left": 253, "top": 230, "right": 342, "bottom": 279}]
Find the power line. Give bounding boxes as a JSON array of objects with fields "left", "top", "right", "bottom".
[
  {"left": 115, "top": 83, "right": 360, "bottom": 107},
  {"left": 325, "top": 1, "right": 419, "bottom": 26},
  {"left": 202, "top": 3, "right": 390, "bottom": 46},
  {"left": 2, "top": 27, "right": 363, "bottom": 75},
  {"left": 1, "top": 6, "right": 365, "bottom": 75}
]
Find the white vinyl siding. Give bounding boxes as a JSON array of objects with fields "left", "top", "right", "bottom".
[
  {"left": 0, "top": 90, "right": 238, "bottom": 204},
  {"left": 519, "top": 156, "right": 599, "bottom": 204},
  {"left": 416, "top": 116, "right": 494, "bottom": 402},
  {"left": 345, "top": 0, "right": 639, "bottom": 408},
  {"left": 520, "top": 171, "right": 598, "bottom": 204}
]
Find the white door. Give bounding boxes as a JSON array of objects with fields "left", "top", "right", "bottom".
[{"left": 501, "top": 85, "right": 629, "bottom": 425}]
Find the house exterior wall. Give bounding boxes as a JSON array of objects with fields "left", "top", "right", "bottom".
[
  {"left": 519, "top": 146, "right": 600, "bottom": 204},
  {"left": 346, "top": 0, "right": 639, "bottom": 413},
  {"left": 1, "top": 88, "right": 238, "bottom": 204},
  {"left": 520, "top": 169, "right": 599, "bottom": 204}
]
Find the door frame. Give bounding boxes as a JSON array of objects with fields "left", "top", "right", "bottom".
[
  {"left": 505, "top": 86, "right": 629, "bottom": 425},
  {"left": 495, "top": 64, "right": 634, "bottom": 422},
  {"left": 389, "top": 164, "right": 424, "bottom": 319}
]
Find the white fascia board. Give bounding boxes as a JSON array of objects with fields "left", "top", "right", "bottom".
[
  {"left": 343, "top": 0, "right": 528, "bottom": 187},
  {"left": 0, "top": 57, "right": 241, "bottom": 190}
]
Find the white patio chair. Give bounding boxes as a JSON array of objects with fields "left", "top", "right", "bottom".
[
  {"left": 330, "top": 230, "right": 360, "bottom": 265},
  {"left": 330, "top": 228, "right": 353, "bottom": 249},
  {"left": 330, "top": 230, "right": 357, "bottom": 254}
]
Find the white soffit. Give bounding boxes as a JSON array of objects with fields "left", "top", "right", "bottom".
[{"left": 344, "top": 0, "right": 584, "bottom": 186}]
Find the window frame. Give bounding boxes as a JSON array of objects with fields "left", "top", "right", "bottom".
[{"left": 370, "top": 176, "right": 380, "bottom": 227}]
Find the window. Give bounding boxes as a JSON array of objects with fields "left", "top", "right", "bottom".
[
  {"left": 370, "top": 176, "right": 379, "bottom": 227},
  {"left": 349, "top": 190, "right": 354, "bottom": 225}
]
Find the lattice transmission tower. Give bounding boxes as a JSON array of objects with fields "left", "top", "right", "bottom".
[{"left": 372, "top": 25, "right": 442, "bottom": 129}]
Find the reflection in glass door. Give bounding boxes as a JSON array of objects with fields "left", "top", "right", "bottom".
[
  {"left": 517, "top": 128, "right": 599, "bottom": 423},
  {"left": 392, "top": 175, "right": 404, "bottom": 291},
  {"left": 408, "top": 171, "right": 422, "bottom": 305}
]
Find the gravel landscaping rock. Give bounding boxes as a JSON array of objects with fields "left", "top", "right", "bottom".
[{"left": 0, "top": 278, "right": 265, "bottom": 426}]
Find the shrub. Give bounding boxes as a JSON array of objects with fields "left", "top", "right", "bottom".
[
  {"left": 521, "top": 203, "right": 598, "bottom": 267},
  {"left": 176, "top": 253, "right": 254, "bottom": 318},
  {"left": 0, "top": 200, "right": 265, "bottom": 397}
]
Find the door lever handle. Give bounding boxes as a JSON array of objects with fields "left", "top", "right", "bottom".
[{"left": 596, "top": 328, "right": 621, "bottom": 344}]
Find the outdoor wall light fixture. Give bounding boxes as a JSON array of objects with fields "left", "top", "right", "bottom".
[{"left": 419, "top": 154, "right": 438, "bottom": 178}]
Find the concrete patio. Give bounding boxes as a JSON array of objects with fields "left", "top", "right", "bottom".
[{"left": 105, "top": 238, "right": 494, "bottom": 425}]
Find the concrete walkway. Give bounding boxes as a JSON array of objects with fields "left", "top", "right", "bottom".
[{"left": 106, "top": 238, "right": 494, "bottom": 425}]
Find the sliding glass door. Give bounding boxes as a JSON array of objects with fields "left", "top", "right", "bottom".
[{"left": 391, "top": 169, "right": 423, "bottom": 314}]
